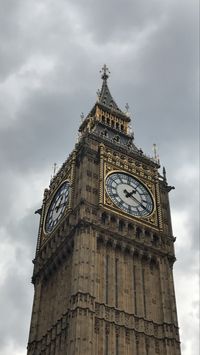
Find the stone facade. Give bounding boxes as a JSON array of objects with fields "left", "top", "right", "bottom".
[{"left": 27, "top": 68, "right": 181, "bottom": 354}]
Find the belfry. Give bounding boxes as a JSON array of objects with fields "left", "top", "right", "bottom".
[{"left": 27, "top": 66, "right": 181, "bottom": 354}]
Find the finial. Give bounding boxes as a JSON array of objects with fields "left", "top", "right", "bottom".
[
  {"left": 152, "top": 143, "right": 160, "bottom": 163},
  {"left": 163, "top": 167, "right": 167, "bottom": 182},
  {"left": 77, "top": 131, "right": 81, "bottom": 143},
  {"left": 100, "top": 64, "right": 110, "bottom": 81},
  {"left": 96, "top": 89, "right": 101, "bottom": 102},
  {"left": 53, "top": 163, "right": 57, "bottom": 175},
  {"left": 128, "top": 121, "right": 133, "bottom": 136},
  {"left": 125, "top": 103, "right": 129, "bottom": 112},
  {"left": 125, "top": 103, "right": 131, "bottom": 117},
  {"left": 50, "top": 163, "right": 58, "bottom": 181},
  {"left": 80, "top": 112, "right": 84, "bottom": 123}
]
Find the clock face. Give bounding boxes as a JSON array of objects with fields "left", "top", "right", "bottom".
[
  {"left": 106, "top": 172, "right": 154, "bottom": 217},
  {"left": 45, "top": 181, "right": 70, "bottom": 234}
]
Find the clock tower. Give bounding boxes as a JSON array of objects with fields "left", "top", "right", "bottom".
[{"left": 27, "top": 66, "right": 181, "bottom": 354}]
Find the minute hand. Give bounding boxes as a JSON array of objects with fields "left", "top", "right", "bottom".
[{"left": 129, "top": 195, "right": 148, "bottom": 211}]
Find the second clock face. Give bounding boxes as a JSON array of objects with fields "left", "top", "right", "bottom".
[
  {"left": 45, "top": 181, "right": 70, "bottom": 234},
  {"left": 106, "top": 172, "right": 154, "bottom": 217}
]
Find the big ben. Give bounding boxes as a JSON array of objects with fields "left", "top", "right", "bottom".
[{"left": 27, "top": 65, "right": 181, "bottom": 354}]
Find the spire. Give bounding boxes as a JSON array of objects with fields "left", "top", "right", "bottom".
[
  {"left": 98, "top": 64, "right": 124, "bottom": 114},
  {"left": 79, "top": 65, "right": 131, "bottom": 136}
]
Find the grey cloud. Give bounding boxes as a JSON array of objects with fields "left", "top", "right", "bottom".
[
  {"left": 73, "top": 0, "right": 166, "bottom": 43},
  {"left": 0, "top": 0, "right": 198, "bottom": 354},
  {"left": 0, "top": 209, "right": 36, "bottom": 353}
]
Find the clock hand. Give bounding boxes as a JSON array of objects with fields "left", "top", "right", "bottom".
[
  {"left": 55, "top": 201, "right": 67, "bottom": 212},
  {"left": 128, "top": 195, "right": 149, "bottom": 212},
  {"left": 123, "top": 188, "right": 136, "bottom": 198}
]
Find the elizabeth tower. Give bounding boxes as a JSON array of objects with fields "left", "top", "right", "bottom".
[{"left": 27, "top": 66, "right": 181, "bottom": 355}]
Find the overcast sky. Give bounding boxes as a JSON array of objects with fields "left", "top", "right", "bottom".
[{"left": 0, "top": 0, "right": 199, "bottom": 354}]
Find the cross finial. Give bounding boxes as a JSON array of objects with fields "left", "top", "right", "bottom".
[{"left": 100, "top": 64, "right": 110, "bottom": 81}]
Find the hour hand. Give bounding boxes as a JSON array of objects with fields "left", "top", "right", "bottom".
[
  {"left": 123, "top": 189, "right": 136, "bottom": 198},
  {"left": 55, "top": 201, "right": 66, "bottom": 212}
]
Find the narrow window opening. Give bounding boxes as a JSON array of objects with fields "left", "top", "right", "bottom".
[
  {"left": 116, "top": 335, "right": 119, "bottom": 355},
  {"left": 142, "top": 268, "right": 147, "bottom": 317},
  {"left": 136, "top": 227, "right": 142, "bottom": 239},
  {"left": 102, "top": 213, "right": 108, "bottom": 225},
  {"left": 115, "top": 258, "right": 119, "bottom": 308},
  {"left": 119, "top": 220, "right": 125, "bottom": 232},
  {"left": 105, "top": 333, "right": 109, "bottom": 355},
  {"left": 105, "top": 255, "right": 109, "bottom": 304},
  {"left": 133, "top": 265, "right": 137, "bottom": 314}
]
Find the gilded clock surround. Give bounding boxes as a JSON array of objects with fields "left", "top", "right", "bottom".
[
  {"left": 37, "top": 150, "right": 76, "bottom": 248},
  {"left": 43, "top": 179, "right": 71, "bottom": 235},
  {"left": 99, "top": 143, "right": 162, "bottom": 231},
  {"left": 105, "top": 170, "right": 155, "bottom": 217}
]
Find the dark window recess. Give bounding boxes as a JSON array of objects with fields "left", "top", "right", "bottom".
[
  {"left": 86, "top": 185, "right": 92, "bottom": 192},
  {"left": 101, "top": 212, "right": 108, "bottom": 224},
  {"left": 116, "top": 336, "right": 119, "bottom": 355},
  {"left": 93, "top": 188, "right": 98, "bottom": 195},
  {"left": 133, "top": 265, "right": 137, "bottom": 314},
  {"left": 128, "top": 223, "right": 133, "bottom": 231},
  {"left": 145, "top": 230, "right": 150, "bottom": 238},
  {"left": 119, "top": 220, "right": 125, "bottom": 232},
  {"left": 115, "top": 258, "right": 119, "bottom": 308},
  {"left": 111, "top": 216, "right": 116, "bottom": 224},
  {"left": 121, "top": 125, "right": 124, "bottom": 131},
  {"left": 153, "top": 235, "right": 159, "bottom": 246},
  {"left": 105, "top": 255, "right": 109, "bottom": 304},
  {"left": 136, "top": 227, "right": 142, "bottom": 239}
]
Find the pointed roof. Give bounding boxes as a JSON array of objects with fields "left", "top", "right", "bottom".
[
  {"left": 98, "top": 64, "right": 123, "bottom": 114},
  {"left": 79, "top": 65, "right": 130, "bottom": 132}
]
